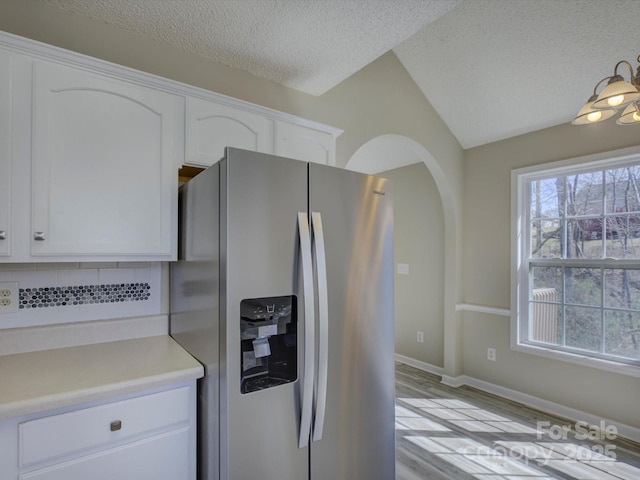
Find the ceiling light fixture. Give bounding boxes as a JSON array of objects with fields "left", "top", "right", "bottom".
[{"left": 572, "top": 55, "right": 640, "bottom": 126}]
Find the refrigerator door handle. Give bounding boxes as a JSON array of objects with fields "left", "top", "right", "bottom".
[
  {"left": 311, "top": 212, "right": 329, "bottom": 442},
  {"left": 297, "top": 212, "right": 315, "bottom": 449}
]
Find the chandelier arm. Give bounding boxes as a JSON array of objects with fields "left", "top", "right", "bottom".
[
  {"left": 613, "top": 60, "right": 635, "bottom": 83},
  {"left": 592, "top": 76, "right": 613, "bottom": 96}
]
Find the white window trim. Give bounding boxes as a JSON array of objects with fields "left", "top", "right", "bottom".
[{"left": 511, "top": 145, "right": 640, "bottom": 378}]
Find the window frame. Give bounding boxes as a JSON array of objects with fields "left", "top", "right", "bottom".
[{"left": 511, "top": 146, "right": 640, "bottom": 378}]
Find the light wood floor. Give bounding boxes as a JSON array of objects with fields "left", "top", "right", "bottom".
[{"left": 395, "top": 363, "right": 640, "bottom": 480}]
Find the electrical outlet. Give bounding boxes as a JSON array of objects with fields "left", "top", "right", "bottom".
[
  {"left": 487, "top": 347, "right": 496, "bottom": 362},
  {"left": 417, "top": 331, "right": 424, "bottom": 343},
  {"left": 0, "top": 282, "right": 19, "bottom": 313}
]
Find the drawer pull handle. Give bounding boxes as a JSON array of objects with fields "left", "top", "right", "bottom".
[
  {"left": 34, "top": 232, "right": 46, "bottom": 241},
  {"left": 0, "top": 231, "right": 5, "bottom": 240},
  {"left": 110, "top": 420, "right": 122, "bottom": 432}
]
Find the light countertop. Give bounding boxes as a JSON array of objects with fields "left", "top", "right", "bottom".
[{"left": 0, "top": 335, "right": 204, "bottom": 419}]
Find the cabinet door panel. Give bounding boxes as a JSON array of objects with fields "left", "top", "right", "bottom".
[
  {"left": 185, "top": 97, "right": 273, "bottom": 167},
  {"left": 0, "top": 49, "right": 12, "bottom": 257},
  {"left": 274, "top": 120, "right": 335, "bottom": 165},
  {"left": 31, "top": 62, "right": 177, "bottom": 258},
  {"left": 19, "top": 428, "right": 189, "bottom": 480}
]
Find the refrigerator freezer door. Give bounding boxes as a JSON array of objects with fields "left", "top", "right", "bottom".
[
  {"left": 309, "top": 164, "right": 395, "bottom": 480},
  {"left": 221, "top": 149, "right": 310, "bottom": 480}
]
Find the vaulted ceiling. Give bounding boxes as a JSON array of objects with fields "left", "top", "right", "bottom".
[{"left": 46, "top": 0, "right": 640, "bottom": 149}]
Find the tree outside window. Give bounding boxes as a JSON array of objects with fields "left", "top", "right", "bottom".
[{"left": 514, "top": 154, "right": 640, "bottom": 369}]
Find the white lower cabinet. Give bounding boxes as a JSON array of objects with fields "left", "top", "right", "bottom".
[
  {"left": 20, "top": 429, "right": 189, "bottom": 480},
  {"left": 0, "top": 383, "right": 196, "bottom": 480}
]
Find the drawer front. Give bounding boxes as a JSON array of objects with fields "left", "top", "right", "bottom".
[
  {"left": 20, "top": 427, "right": 189, "bottom": 480},
  {"left": 20, "top": 386, "right": 190, "bottom": 467}
]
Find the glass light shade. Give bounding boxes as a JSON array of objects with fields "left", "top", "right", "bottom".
[
  {"left": 616, "top": 102, "right": 640, "bottom": 125},
  {"left": 572, "top": 97, "right": 617, "bottom": 125},
  {"left": 593, "top": 76, "right": 640, "bottom": 110}
]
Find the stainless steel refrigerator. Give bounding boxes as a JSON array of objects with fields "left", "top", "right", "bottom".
[{"left": 170, "top": 147, "right": 395, "bottom": 480}]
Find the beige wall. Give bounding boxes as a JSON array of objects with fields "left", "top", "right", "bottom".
[
  {"left": 383, "top": 163, "right": 445, "bottom": 367},
  {"left": 463, "top": 122, "right": 640, "bottom": 429}
]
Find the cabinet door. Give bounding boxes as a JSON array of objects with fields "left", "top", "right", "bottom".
[
  {"left": 31, "top": 61, "right": 178, "bottom": 259},
  {"left": 19, "top": 428, "right": 190, "bottom": 480},
  {"left": 0, "top": 49, "right": 12, "bottom": 257},
  {"left": 185, "top": 97, "right": 273, "bottom": 167},
  {"left": 274, "top": 120, "right": 335, "bottom": 165},
  {"left": 20, "top": 386, "right": 190, "bottom": 467}
]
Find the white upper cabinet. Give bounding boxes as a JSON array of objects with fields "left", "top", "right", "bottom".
[
  {"left": 185, "top": 97, "right": 273, "bottom": 167},
  {"left": 0, "top": 50, "right": 12, "bottom": 257},
  {"left": 274, "top": 120, "right": 336, "bottom": 165},
  {"left": 29, "top": 61, "right": 180, "bottom": 259},
  {"left": 184, "top": 94, "right": 341, "bottom": 168},
  {"left": 0, "top": 31, "right": 340, "bottom": 262}
]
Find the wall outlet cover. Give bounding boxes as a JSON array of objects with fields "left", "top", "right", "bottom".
[
  {"left": 0, "top": 282, "right": 19, "bottom": 314},
  {"left": 487, "top": 347, "right": 496, "bottom": 362}
]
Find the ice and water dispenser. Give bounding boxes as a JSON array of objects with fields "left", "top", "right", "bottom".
[{"left": 240, "top": 296, "right": 297, "bottom": 394}]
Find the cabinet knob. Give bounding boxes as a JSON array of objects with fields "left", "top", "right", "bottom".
[
  {"left": 0, "top": 231, "right": 5, "bottom": 240},
  {"left": 33, "top": 232, "right": 46, "bottom": 241},
  {"left": 110, "top": 420, "right": 122, "bottom": 432}
]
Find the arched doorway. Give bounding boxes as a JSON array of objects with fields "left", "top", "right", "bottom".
[{"left": 346, "top": 134, "right": 460, "bottom": 377}]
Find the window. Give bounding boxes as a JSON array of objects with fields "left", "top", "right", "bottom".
[{"left": 512, "top": 148, "right": 640, "bottom": 375}]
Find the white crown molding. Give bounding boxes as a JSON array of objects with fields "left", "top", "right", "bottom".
[{"left": 0, "top": 30, "right": 343, "bottom": 138}]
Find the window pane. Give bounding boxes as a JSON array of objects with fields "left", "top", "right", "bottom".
[
  {"left": 605, "top": 310, "right": 640, "bottom": 360},
  {"left": 529, "top": 301, "right": 561, "bottom": 344},
  {"left": 565, "top": 267, "right": 600, "bottom": 306},
  {"left": 605, "top": 166, "right": 640, "bottom": 214},
  {"left": 530, "top": 220, "right": 561, "bottom": 258},
  {"left": 566, "top": 218, "right": 602, "bottom": 258},
  {"left": 530, "top": 178, "right": 561, "bottom": 219},
  {"left": 604, "top": 269, "right": 640, "bottom": 310},
  {"left": 605, "top": 214, "right": 640, "bottom": 259},
  {"left": 532, "top": 266, "right": 562, "bottom": 296},
  {"left": 520, "top": 158, "right": 640, "bottom": 367},
  {"left": 567, "top": 172, "right": 602, "bottom": 216},
  {"left": 565, "top": 306, "right": 602, "bottom": 352}
]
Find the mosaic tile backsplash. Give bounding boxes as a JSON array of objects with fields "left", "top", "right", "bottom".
[
  {"left": 19, "top": 283, "right": 151, "bottom": 309},
  {"left": 0, "top": 264, "right": 162, "bottom": 329}
]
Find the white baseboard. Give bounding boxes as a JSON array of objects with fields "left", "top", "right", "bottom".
[
  {"left": 395, "top": 354, "right": 444, "bottom": 376},
  {"left": 440, "top": 375, "right": 465, "bottom": 387},
  {"left": 398, "top": 359, "right": 640, "bottom": 445}
]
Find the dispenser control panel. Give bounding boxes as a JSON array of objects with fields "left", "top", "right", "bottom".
[{"left": 240, "top": 295, "right": 297, "bottom": 394}]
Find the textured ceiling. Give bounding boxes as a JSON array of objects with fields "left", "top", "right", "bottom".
[
  {"left": 394, "top": 0, "right": 640, "bottom": 148},
  {"left": 45, "top": 0, "right": 640, "bottom": 149},
  {"left": 45, "top": 0, "right": 461, "bottom": 95}
]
